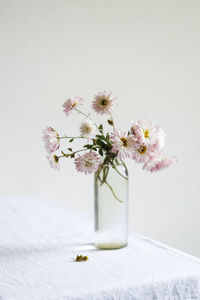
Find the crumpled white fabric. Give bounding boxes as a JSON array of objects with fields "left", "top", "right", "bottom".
[{"left": 0, "top": 197, "right": 200, "bottom": 300}]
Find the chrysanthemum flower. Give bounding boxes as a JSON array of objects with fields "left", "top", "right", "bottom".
[
  {"left": 132, "top": 142, "right": 154, "bottom": 163},
  {"left": 143, "top": 155, "right": 177, "bottom": 172},
  {"left": 74, "top": 151, "right": 101, "bottom": 175},
  {"left": 80, "top": 119, "right": 96, "bottom": 138},
  {"left": 47, "top": 154, "right": 60, "bottom": 170},
  {"left": 42, "top": 126, "right": 60, "bottom": 153},
  {"left": 63, "top": 96, "right": 83, "bottom": 116},
  {"left": 92, "top": 91, "right": 117, "bottom": 115},
  {"left": 133, "top": 119, "right": 157, "bottom": 146},
  {"left": 110, "top": 129, "right": 135, "bottom": 159}
]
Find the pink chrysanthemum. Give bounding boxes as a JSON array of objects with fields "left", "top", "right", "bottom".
[
  {"left": 92, "top": 91, "right": 117, "bottom": 115},
  {"left": 132, "top": 142, "right": 155, "bottom": 164},
  {"left": 132, "top": 119, "right": 157, "bottom": 146},
  {"left": 47, "top": 154, "right": 60, "bottom": 171},
  {"left": 110, "top": 129, "right": 135, "bottom": 159},
  {"left": 74, "top": 151, "right": 101, "bottom": 175},
  {"left": 63, "top": 96, "right": 83, "bottom": 116},
  {"left": 143, "top": 155, "right": 177, "bottom": 172},
  {"left": 42, "top": 126, "right": 60, "bottom": 153}
]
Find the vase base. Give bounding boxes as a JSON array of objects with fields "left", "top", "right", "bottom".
[{"left": 95, "top": 242, "right": 128, "bottom": 250}]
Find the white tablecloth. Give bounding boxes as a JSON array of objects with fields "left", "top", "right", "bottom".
[{"left": 0, "top": 197, "right": 200, "bottom": 300}]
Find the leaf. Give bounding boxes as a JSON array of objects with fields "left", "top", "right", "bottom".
[
  {"left": 99, "top": 148, "right": 103, "bottom": 156},
  {"left": 99, "top": 124, "right": 103, "bottom": 132},
  {"left": 96, "top": 139, "right": 107, "bottom": 149},
  {"left": 69, "top": 138, "right": 74, "bottom": 143},
  {"left": 68, "top": 148, "right": 72, "bottom": 151},
  {"left": 96, "top": 134, "right": 111, "bottom": 145},
  {"left": 96, "top": 134, "right": 103, "bottom": 139},
  {"left": 84, "top": 144, "right": 93, "bottom": 149},
  {"left": 108, "top": 119, "right": 114, "bottom": 126}
]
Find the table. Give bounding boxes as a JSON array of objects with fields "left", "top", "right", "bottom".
[{"left": 0, "top": 197, "right": 200, "bottom": 300}]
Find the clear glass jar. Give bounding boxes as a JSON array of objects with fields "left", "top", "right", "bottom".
[{"left": 94, "top": 159, "right": 128, "bottom": 249}]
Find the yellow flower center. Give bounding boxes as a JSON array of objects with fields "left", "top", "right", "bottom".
[
  {"left": 144, "top": 129, "right": 149, "bottom": 138},
  {"left": 85, "top": 160, "right": 93, "bottom": 167},
  {"left": 138, "top": 145, "right": 147, "bottom": 154},
  {"left": 101, "top": 99, "right": 108, "bottom": 106},
  {"left": 120, "top": 137, "right": 128, "bottom": 147},
  {"left": 84, "top": 126, "right": 91, "bottom": 133},
  {"left": 72, "top": 102, "right": 77, "bottom": 108}
]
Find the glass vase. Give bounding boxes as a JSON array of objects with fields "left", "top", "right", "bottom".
[{"left": 94, "top": 159, "right": 128, "bottom": 249}]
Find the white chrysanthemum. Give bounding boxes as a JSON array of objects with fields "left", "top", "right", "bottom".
[
  {"left": 80, "top": 119, "right": 96, "bottom": 138},
  {"left": 134, "top": 119, "right": 157, "bottom": 146},
  {"left": 110, "top": 129, "right": 135, "bottom": 159},
  {"left": 74, "top": 151, "right": 101, "bottom": 175},
  {"left": 132, "top": 142, "right": 153, "bottom": 164},
  {"left": 92, "top": 91, "right": 117, "bottom": 115},
  {"left": 47, "top": 154, "right": 60, "bottom": 170}
]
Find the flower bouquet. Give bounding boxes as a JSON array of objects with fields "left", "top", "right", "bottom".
[{"left": 42, "top": 91, "right": 177, "bottom": 249}]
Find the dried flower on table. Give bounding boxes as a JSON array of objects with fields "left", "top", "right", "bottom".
[{"left": 74, "top": 254, "right": 89, "bottom": 262}]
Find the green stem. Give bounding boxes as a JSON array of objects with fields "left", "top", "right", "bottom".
[
  {"left": 59, "top": 136, "right": 87, "bottom": 139},
  {"left": 75, "top": 108, "right": 99, "bottom": 130},
  {"left": 105, "top": 180, "right": 123, "bottom": 203},
  {"left": 121, "top": 160, "right": 128, "bottom": 176},
  {"left": 112, "top": 164, "right": 128, "bottom": 180},
  {"left": 73, "top": 149, "right": 88, "bottom": 155},
  {"left": 61, "top": 148, "right": 88, "bottom": 158},
  {"left": 75, "top": 108, "right": 89, "bottom": 119},
  {"left": 97, "top": 173, "right": 103, "bottom": 184}
]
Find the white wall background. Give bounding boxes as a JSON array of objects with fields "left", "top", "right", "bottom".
[{"left": 1, "top": 0, "right": 200, "bottom": 257}]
